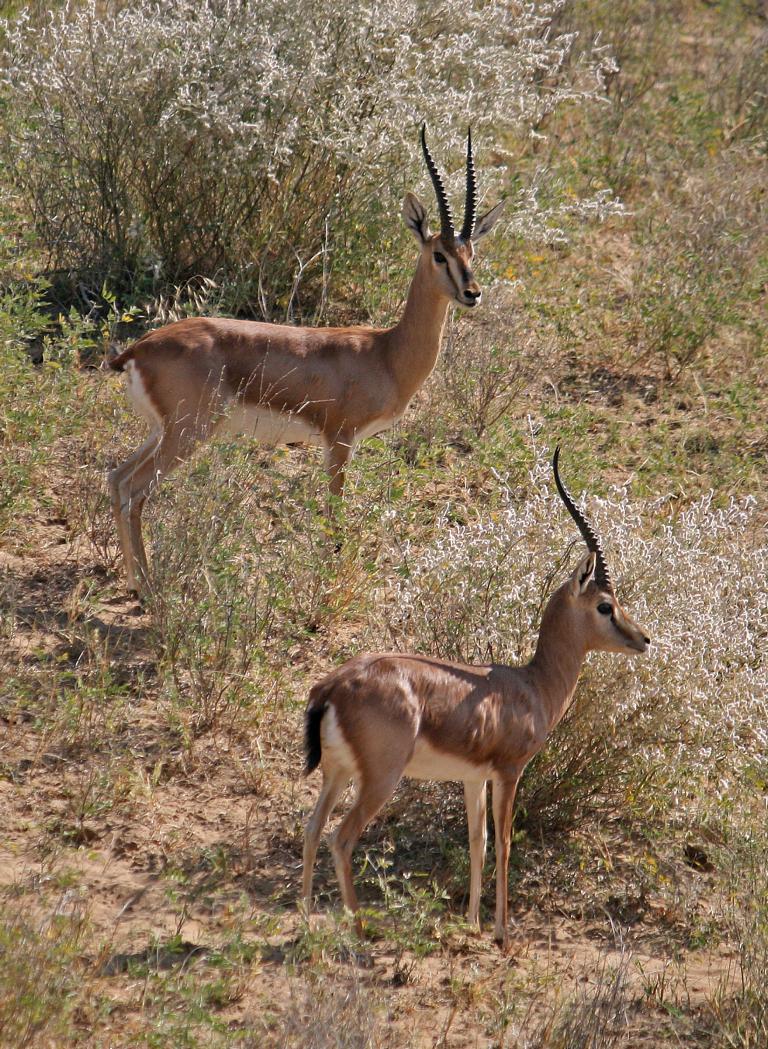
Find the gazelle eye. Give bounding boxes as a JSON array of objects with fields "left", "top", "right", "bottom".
[
  {"left": 597, "top": 602, "right": 613, "bottom": 615},
  {"left": 433, "top": 251, "right": 447, "bottom": 264}
]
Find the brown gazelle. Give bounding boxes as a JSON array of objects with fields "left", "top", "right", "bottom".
[
  {"left": 107, "top": 126, "right": 504, "bottom": 593},
  {"left": 302, "top": 449, "right": 650, "bottom": 949}
]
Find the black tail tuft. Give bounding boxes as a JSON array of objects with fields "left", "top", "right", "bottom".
[
  {"left": 107, "top": 345, "right": 134, "bottom": 372},
  {"left": 304, "top": 700, "right": 326, "bottom": 776}
]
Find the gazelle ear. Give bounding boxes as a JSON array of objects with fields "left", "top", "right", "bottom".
[
  {"left": 473, "top": 199, "right": 505, "bottom": 242},
  {"left": 569, "top": 552, "right": 596, "bottom": 596},
  {"left": 403, "top": 192, "right": 431, "bottom": 245}
]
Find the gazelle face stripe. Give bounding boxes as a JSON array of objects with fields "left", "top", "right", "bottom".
[
  {"left": 608, "top": 597, "right": 650, "bottom": 653},
  {"left": 435, "top": 240, "right": 482, "bottom": 307}
]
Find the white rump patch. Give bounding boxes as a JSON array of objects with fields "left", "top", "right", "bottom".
[
  {"left": 219, "top": 404, "right": 323, "bottom": 446},
  {"left": 405, "top": 738, "right": 491, "bottom": 784},
  {"left": 124, "top": 359, "right": 162, "bottom": 428},
  {"left": 321, "top": 705, "right": 360, "bottom": 777}
]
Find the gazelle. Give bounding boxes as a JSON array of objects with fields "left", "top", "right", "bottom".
[
  {"left": 107, "top": 126, "right": 504, "bottom": 593},
  {"left": 301, "top": 449, "right": 650, "bottom": 949}
]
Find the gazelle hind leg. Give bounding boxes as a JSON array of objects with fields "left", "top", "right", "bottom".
[
  {"left": 464, "top": 780, "right": 488, "bottom": 929},
  {"left": 113, "top": 422, "right": 206, "bottom": 593},
  {"left": 330, "top": 767, "right": 404, "bottom": 929},
  {"left": 302, "top": 768, "right": 350, "bottom": 914},
  {"left": 108, "top": 431, "right": 162, "bottom": 592}
]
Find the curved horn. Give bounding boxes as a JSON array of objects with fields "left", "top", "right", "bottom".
[
  {"left": 460, "top": 127, "right": 477, "bottom": 242},
  {"left": 552, "top": 446, "right": 613, "bottom": 591},
  {"left": 420, "top": 124, "right": 454, "bottom": 243}
]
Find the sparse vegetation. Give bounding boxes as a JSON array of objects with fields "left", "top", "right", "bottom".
[{"left": 1, "top": 0, "right": 766, "bottom": 1046}]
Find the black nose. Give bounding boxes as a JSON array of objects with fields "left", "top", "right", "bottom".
[
  {"left": 464, "top": 288, "right": 481, "bottom": 303},
  {"left": 643, "top": 635, "right": 651, "bottom": 645}
]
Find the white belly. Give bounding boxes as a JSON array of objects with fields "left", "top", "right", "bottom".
[
  {"left": 405, "top": 738, "right": 491, "bottom": 783},
  {"left": 353, "top": 415, "right": 398, "bottom": 443},
  {"left": 350, "top": 411, "right": 404, "bottom": 444},
  {"left": 219, "top": 405, "right": 323, "bottom": 447}
]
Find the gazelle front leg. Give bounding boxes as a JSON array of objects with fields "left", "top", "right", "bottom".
[
  {"left": 491, "top": 771, "right": 523, "bottom": 951},
  {"left": 324, "top": 437, "right": 353, "bottom": 508},
  {"left": 464, "top": 779, "right": 488, "bottom": 930},
  {"left": 109, "top": 418, "right": 207, "bottom": 595},
  {"left": 323, "top": 437, "right": 353, "bottom": 556}
]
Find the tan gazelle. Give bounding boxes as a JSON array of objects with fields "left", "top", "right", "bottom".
[
  {"left": 301, "top": 448, "right": 650, "bottom": 950},
  {"left": 107, "top": 126, "right": 505, "bottom": 593}
]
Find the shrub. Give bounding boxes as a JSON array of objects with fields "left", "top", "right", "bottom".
[
  {"left": 0, "top": 902, "right": 88, "bottom": 1047},
  {"left": 0, "top": 280, "right": 111, "bottom": 541},
  {"left": 144, "top": 440, "right": 384, "bottom": 741},
  {"left": 710, "top": 837, "right": 768, "bottom": 1048},
  {"left": 629, "top": 148, "right": 767, "bottom": 379},
  {"left": 420, "top": 287, "right": 547, "bottom": 441},
  {"left": 1, "top": 0, "right": 618, "bottom": 316}
]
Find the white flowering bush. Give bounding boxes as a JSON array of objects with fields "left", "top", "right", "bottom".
[
  {"left": 377, "top": 447, "right": 768, "bottom": 824},
  {"left": 1, "top": 0, "right": 618, "bottom": 314}
]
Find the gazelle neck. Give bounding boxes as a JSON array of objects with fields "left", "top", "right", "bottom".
[
  {"left": 386, "top": 257, "right": 451, "bottom": 400},
  {"left": 528, "top": 590, "right": 589, "bottom": 733}
]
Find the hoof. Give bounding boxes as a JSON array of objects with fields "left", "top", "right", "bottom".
[
  {"left": 127, "top": 590, "right": 147, "bottom": 615},
  {"left": 494, "top": 932, "right": 511, "bottom": 955}
]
